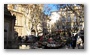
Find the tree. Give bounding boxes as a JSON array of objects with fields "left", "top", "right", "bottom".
[{"left": 21, "top": 4, "right": 44, "bottom": 36}]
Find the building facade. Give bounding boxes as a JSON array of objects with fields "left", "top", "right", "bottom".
[
  {"left": 49, "top": 5, "right": 84, "bottom": 34},
  {"left": 4, "top": 4, "right": 16, "bottom": 48},
  {"left": 7, "top": 4, "right": 44, "bottom": 37}
]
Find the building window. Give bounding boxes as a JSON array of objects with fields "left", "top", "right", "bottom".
[
  {"left": 15, "top": 19, "right": 18, "bottom": 25},
  {"left": 13, "top": 5, "right": 17, "bottom": 10}
]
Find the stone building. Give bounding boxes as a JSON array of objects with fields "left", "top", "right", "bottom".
[
  {"left": 49, "top": 5, "right": 84, "bottom": 33},
  {"left": 7, "top": 4, "right": 44, "bottom": 37},
  {"left": 7, "top": 4, "right": 30, "bottom": 37},
  {"left": 4, "top": 4, "right": 16, "bottom": 49}
]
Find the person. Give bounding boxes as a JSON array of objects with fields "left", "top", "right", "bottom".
[
  {"left": 25, "top": 36, "right": 29, "bottom": 43},
  {"left": 48, "top": 37, "right": 53, "bottom": 43},
  {"left": 71, "top": 34, "right": 76, "bottom": 49},
  {"left": 65, "top": 34, "right": 71, "bottom": 49},
  {"left": 40, "top": 35, "right": 43, "bottom": 42},
  {"left": 76, "top": 36, "right": 83, "bottom": 49},
  {"left": 18, "top": 36, "right": 22, "bottom": 43}
]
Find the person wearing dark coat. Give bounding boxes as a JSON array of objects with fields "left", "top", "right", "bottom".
[
  {"left": 71, "top": 34, "right": 77, "bottom": 49},
  {"left": 18, "top": 36, "right": 22, "bottom": 43},
  {"left": 25, "top": 36, "right": 29, "bottom": 43}
]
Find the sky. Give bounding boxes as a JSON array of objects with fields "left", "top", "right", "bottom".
[
  {"left": 43, "top": 4, "right": 76, "bottom": 16},
  {"left": 43, "top": 4, "right": 60, "bottom": 16}
]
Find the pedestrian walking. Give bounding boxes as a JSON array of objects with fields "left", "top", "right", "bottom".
[
  {"left": 76, "top": 36, "right": 83, "bottom": 49},
  {"left": 71, "top": 34, "right": 76, "bottom": 49}
]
